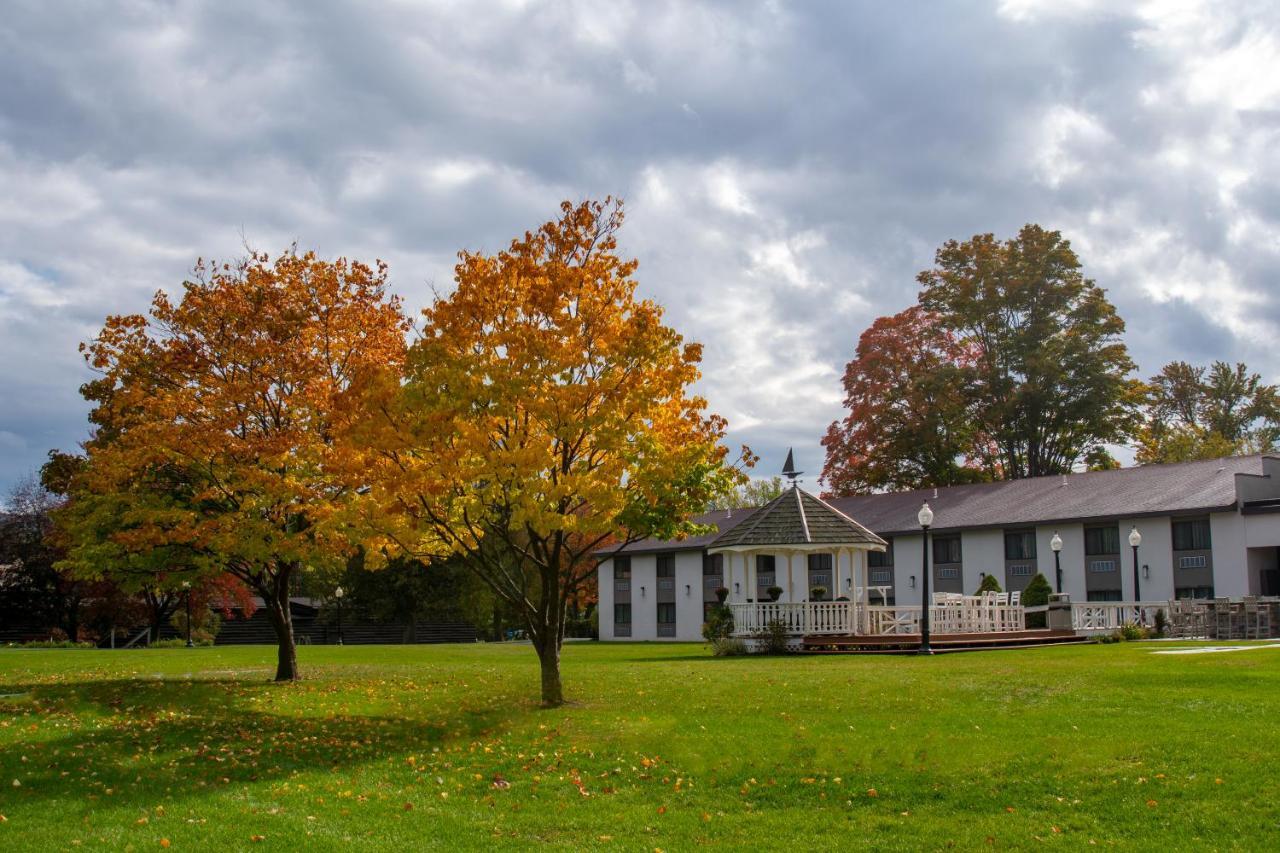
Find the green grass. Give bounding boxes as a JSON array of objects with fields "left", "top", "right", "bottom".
[{"left": 1, "top": 641, "right": 1278, "bottom": 850}]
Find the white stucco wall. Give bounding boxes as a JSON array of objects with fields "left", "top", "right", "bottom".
[
  {"left": 894, "top": 534, "right": 924, "bottom": 606},
  {"left": 629, "top": 554, "right": 657, "bottom": 639},
  {"left": 674, "top": 550, "right": 705, "bottom": 641},
  {"left": 1210, "top": 512, "right": 1248, "bottom": 597},
  {"left": 1243, "top": 513, "right": 1280, "bottom": 548},
  {"left": 597, "top": 558, "right": 615, "bottom": 640},
  {"left": 1036, "top": 524, "right": 1085, "bottom": 600},
  {"left": 961, "top": 529, "right": 1003, "bottom": 594}
]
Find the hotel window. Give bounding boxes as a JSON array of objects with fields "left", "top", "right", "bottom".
[
  {"left": 1172, "top": 519, "right": 1211, "bottom": 551},
  {"left": 702, "top": 553, "right": 723, "bottom": 575},
  {"left": 1084, "top": 526, "right": 1120, "bottom": 555},
  {"left": 656, "top": 554, "right": 675, "bottom": 590},
  {"left": 656, "top": 603, "right": 677, "bottom": 637},
  {"left": 1004, "top": 530, "right": 1036, "bottom": 561},
  {"left": 1087, "top": 590, "right": 1123, "bottom": 602},
  {"left": 614, "top": 603, "right": 631, "bottom": 624},
  {"left": 868, "top": 540, "right": 893, "bottom": 567},
  {"left": 807, "top": 553, "right": 833, "bottom": 588},
  {"left": 613, "top": 557, "right": 631, "bottom": 591},
  {"left": 933, "top": 536, "right": 962, "bottom": 564},
  {"left": 756, "top": 554, "right": 777, "bottom": 581},
  {"left": 1175, "top": 586, "right": 1215, "bottom": 600}
]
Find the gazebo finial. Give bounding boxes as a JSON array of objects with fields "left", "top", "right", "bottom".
[{"left": 781, "top": 448, "right": 803, "bottom": 484}]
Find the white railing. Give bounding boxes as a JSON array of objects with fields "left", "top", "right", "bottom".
[
  {"left": 728, "top": 601, "right": 856, "bottom": 636},
  {"left": 729, "top": 601, "right": 1027, "bottom": 637},
  {"left": 1070, "top": 601, "right": 1165, "bottom": 634}
]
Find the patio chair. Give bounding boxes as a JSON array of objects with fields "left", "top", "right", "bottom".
[
  {"left": 1244, "top": 597, "right": 1271, "bottom": 640},
  {"left": 1212, "top": 599, "right": 1235, "bottom": 640}
]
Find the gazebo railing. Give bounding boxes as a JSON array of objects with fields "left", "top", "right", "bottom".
[
  {"left": 728, "top": 601, "right": 855, "bottom": 636},
  {"left": 728, "top": 601, "right": 1027, "bottom": 637}
]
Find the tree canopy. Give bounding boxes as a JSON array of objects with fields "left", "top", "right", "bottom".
[
  {"left": 58, "top": 249, "right": 409, "bottom": 679},
  {"left": 353, "top": 199, "right": 748, "bottom": 705},
  {"left": 1137, "top": 360, "right": 1280, "bottom": 464}
]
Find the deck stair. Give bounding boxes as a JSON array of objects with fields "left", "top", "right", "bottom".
[{"left": 800, "top": 629, "right": 1088, "bottom": 654}]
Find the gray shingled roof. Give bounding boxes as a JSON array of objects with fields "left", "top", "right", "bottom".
[
  {"left": 825, "top": 454, "right": 1265, "bottom": 535},
  {"left": 709, "top": 486, "right": 886, "bottom": 549},
  {"left": 598, "top": 455, "right": 1272, "bottom": 557}
]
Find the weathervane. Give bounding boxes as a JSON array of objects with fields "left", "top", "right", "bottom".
[{"left": 781, "top": 448, "right": 803, "bottom": 485}]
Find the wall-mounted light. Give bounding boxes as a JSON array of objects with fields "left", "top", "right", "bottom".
[
  {"left": 909, "top": 575, "right": 917, "bottom": 589},
  {"left": 979, "top": 572, "right": 986, "bottom": 580},
  {"left": 845, "top": 577, "right": 853, "bottom": 589},
  {"left": 640, "top": 585, "right": 646, "bottom": 597},
  {"left": 1142, "top": 564, "right": 1150, "bottom": 579},
  {"left": 685, "top": 584, "right": 691, "bottom": 596},
  {"left": 734, "top": 582, "right": 740, "bottom": 594}
]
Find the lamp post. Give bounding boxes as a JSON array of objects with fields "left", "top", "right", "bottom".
[
  {"left": 334, "top": 586, "right": 345, "bottom": 646},
  {"left": 918, "top": 501, "right": 934, "bottom": 655},
  {"left": 1128, "top": 527, "right": 1142, "bottom": 617},
  {"left": 1050, "top": 532, "right": 1063, "bottom": 595},
  {"left": 182, "top": 580, "right": 193, "bottom": 648}
]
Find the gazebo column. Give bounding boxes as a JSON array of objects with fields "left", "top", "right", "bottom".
[{"left": 746, "top": 551, "right": 757, "bottom": 603}]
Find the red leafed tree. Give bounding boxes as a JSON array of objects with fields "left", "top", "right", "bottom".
[{"left": 821, "top": 306, "right": 994, "bottom": 495}]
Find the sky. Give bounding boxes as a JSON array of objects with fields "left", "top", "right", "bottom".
[{"left": 2, "top": 0, "right": 1279, "bottom": 498}]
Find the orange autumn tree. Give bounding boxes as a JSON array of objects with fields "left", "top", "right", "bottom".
[
  {"left": 65, "top": 249, "right": 409, "bottom": 680},
  {"left": 356, "top": 199, "right": 749, "bottom": 706}
]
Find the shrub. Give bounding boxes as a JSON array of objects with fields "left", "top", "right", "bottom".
[
  {"left": 8, "top": 639, "right": 95, "bottom": 649},
  {"left": 975, "top": 574, "right": 1003, "bottom": 594},
  {"left": 702, "top": 604, "right": 735, "bottom": 642},
  {"left": 149, "top": 638, "right": 215, "bottom": 648},
  {"left": 754, "top": 618, "right": 791, "bottom": 655},
  {"left": 1152, "top": 608, "right": 1167, "bottom": 638},
  {"left": 1022, "top": 573, "right": 1052, "bottom": 628},
  {"left": 171, "top": 607, "right": 222, "bottom": 645},
  {"left": 766, "top": 585, "right": 783, "bottom": 602},
  {"left": 710, "top": 637, "right": 749, "bottom": 657},
  {"left": 714, "top": 586, "right": 729, "bottom": 604},
  {"left": 1119, "top": 621, "right": 1149, "bottom": 641},
  {"left": 810, "top": 586, "right": 828, "bottom": 602}
]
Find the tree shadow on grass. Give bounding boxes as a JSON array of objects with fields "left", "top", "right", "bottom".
[{"left": 0, "top": 676, "right": 533, "bottom": 813}]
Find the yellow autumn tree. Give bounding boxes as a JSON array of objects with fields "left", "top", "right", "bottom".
[
  {"left": 63, "top": 249, "right": 409, "bottom": 680},
  {"left": 355, "top": 199, "right": 749, "bottom": 706}
]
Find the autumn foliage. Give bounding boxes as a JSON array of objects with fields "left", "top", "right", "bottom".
[
  {"left": 353, "top": 199, "right": 747, "bottom": 705},
  {"left": 61, "top": 250, "right": 410, "bottom": 679}
]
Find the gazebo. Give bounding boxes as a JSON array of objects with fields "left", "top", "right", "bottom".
[{"left": 709, "top": 452, "right": 888, "bottom": 638}]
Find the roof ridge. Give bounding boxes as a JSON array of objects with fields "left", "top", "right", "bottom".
[{"left": 794, "top": 486, "right": 811, "bottom": 543}]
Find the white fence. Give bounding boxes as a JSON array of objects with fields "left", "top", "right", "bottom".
[
  {"left": 1069, "top": 601, "right": 1166, "bottom": 635},
  {"left": 728, "top": 601, "right": 1026, "bottom": 637}
]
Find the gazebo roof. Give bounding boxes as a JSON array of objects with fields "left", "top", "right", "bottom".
[{"left": 708, "top": 485, "right": 887, "bottom": 551}]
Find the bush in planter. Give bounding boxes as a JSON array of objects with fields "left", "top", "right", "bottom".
[
  {"left": 1021, "top": 573, "right": 1052, "bottom": 628},
  {"left": 710, "top": 637, "right": 749, "bottom": 656},
  {"left": 975, "top": 574, "right": 1003, "bottom": 595},
  {"left": 766, "top": 585, "right": 783, "bottom": 602},
  {"left": 810, "top": 586, "right": 828, "bottom": 602},
  {"left": 714, "top": 586, "right": 729, "bottom": 604},
  {"left": 835, "top": 595, "right": 850, "bottom": 602}
]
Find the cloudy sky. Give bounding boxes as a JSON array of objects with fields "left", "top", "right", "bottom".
[{"left": 2, "top": 0, "right": 1279, "bottom": 497}]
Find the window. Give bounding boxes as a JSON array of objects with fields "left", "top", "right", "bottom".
[
  {"left": 1176, "top": 586, "right": 1215, "bottom": 600},
  {"left": 1087, "top": 590, "right": 1123, "bottom": 602},
  {"left": 656, "top": 554, "right": 675, "bottom": 577},
  {"left": 614, "top": 603, "right": 631, "bottom": 624},
  {"left": 870, "top": 570, "right": 892, "bottom": 583},
  {"left": 939, "top": 566, "right": 960, "bottom": 579},
  {"left": 614, "top": 557, "right": 631, "bottom": 580},
  {"left": 1008, "top": 564, "right": 1033, "bottom": 576},
  {"left": 933, "top": 536, "right": 962, "bottom": 564},
  {"left": 702, "top": 553, "right": 723, "bottom": 575},
  {"left": 1089, "top": 559, "right": 1117, "bottom": 573},
  {"left": 807, "top": 553, "right": 832, "bottom": 571},
  {"left": 1178, "top": 555, "right": 1207, "bottom": 569},
  {"left": 757, "top": 554, "right": 777, "bottom": 574},
  {"left": 1004, "top": 530, "right": 1036, "bottom": 561},
  {"left": 869, "top": 540, "right": 893, "bottom": 567},
  {"left": 656, "top": 603, "right": 676, "bottom": 624},
  {"left": 1084, "top": 526, "right": 1120, "bottom": 555},
  {"left": 1172, "top": 519, "right": 1211, "bottom": 551}
]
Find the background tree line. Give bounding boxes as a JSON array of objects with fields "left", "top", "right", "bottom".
[{"left": 821, "top": 224, "right": 1279, "bottom": 495}]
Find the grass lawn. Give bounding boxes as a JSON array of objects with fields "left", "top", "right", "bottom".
[{"left": 1, "top": 641, "right": 1278, "bottom": 850}]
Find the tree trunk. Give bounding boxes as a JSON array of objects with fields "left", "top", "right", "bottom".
[
  {"left": 535, "top": 634, "right": 564, "bottom": 707},
  {"left": 265, "top": 567, "right": 300, "bottom": 682}
]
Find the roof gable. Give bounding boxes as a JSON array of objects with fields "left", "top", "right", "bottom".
[{"left": 709, "top": 486, "right": 886, "bottom": 549}]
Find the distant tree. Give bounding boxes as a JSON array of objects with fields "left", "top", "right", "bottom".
[
  {"left": 1082, "top": 446, "right": 1122, "bottom": 471},
  {"left": 821, "top": 306, "right": 992, "bottom": 495},
  {"left": 975, "top": 574, "right": 1002, "bottom": 595},
  {"left": 58, "top": 248, "right": 409, "bottom": 680},
  {"left": 918, "top": 225, "right": 1141, "bottom": 478},
  {"left": 354, "top": 199, "right": 749, "bottom": 706},
  {"left": 707, "top": 475, "right": 787, "bottom": 509},
  {"left": 1137, "top": 360, "right": 1280, "bottom": 464}
]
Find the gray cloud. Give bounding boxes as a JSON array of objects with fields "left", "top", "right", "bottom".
[{"left": 2, "top": 0, "right": 1280, "bottom": 495}]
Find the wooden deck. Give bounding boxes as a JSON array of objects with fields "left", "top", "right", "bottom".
[{"left": 800, "top": 629, "right": 1088, "bottom": 654}]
